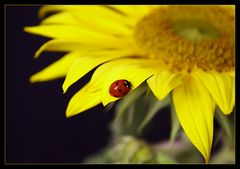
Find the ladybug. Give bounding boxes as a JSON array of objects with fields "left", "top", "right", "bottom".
[{"left": 109, "top": 79, "right": 131, "bottom": 98}]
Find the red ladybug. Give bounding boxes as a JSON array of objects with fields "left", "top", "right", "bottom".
[{"left": 109, "top": 80, "right": 131, "bottom": 98}]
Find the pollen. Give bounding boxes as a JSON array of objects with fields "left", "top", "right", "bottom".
[{"left": 134, "top": 5, "right": 235, "bottom": 72}]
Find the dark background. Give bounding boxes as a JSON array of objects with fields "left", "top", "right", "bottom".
[
  {"left": 5, "top": 6, "right": 171, "bottom": 163},
  {"left": 6, "top": 5, "right": 113, "bottom": 163}
]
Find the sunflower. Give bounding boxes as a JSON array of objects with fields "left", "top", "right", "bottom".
[{"left": 25, "top": 5, "right": 235, "bottom": 163}]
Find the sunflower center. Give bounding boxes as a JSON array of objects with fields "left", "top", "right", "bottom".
[
  {"left": 134, "top": 6, "right": 235, "bottom": 72},
  {"left": 172, "top": 20, "right": 219, "bottom": 42}
]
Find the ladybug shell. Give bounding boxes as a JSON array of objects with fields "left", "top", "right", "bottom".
[{"left": 109, "top": 80, "right": 131, "bottom": 98}]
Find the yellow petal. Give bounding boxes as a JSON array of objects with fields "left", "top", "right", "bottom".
[
  {"left": 86, "top": 59, "right": 160, "bottom": 93},
  {"left": 34, "top": 38, "right": 135, "bottom": 58},
  {"left": 147, "top": 71, "right": 185, "bottom": 100},
  {"left": 66, "top": 83, "right": 101, "bottom": 117},
  {"left": 68, "top": 11, "right": 132, "bottom": 36},
  {"left": 41, "top": 9, "right": 132, "bottom": 36},
  {"left": 100, "top": 60, "right": 155, "bottom": 106},
  {"left": 24, "top": 25, "right": 120, "bottom": 41},
  {"left": 195, "top": 70, "right": 235, "bottom": 115},
  {"left": 225, "top": 70, "right": 235, "bottom": 78},
  {"left": 39, "top": 5, "right": 73, "bottom": 18},
  {"left": 39, "top": 5, "right": 136, "bottom": 27},
  {"left": 108, "top": 5, "right": 151, "bottom": 19},
  {"left": 62, "top": 49, "right": 138, "bottom": 93},
  {"left": 86, "top": 58, "right": 125, "bottom": 93},
  {"left": 173, "top": 75, "right": 215, "bottom": 162},
  {"left": 30, "top": 52, "right": 79, "bottom": 82},
  {"left": 41, "top": 11, "right": 80, "bottom": 25},
  {"left": 132, "top": 5, "right": 158, "bottom": 13},
  {"left": 34, "top": 39, "right": 83, "bottom": 58}
]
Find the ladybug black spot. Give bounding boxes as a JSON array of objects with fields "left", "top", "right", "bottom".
[
  {"left": 109, "top": 79, "right": 132, "bottom": 98},
  {"left": 123, "top": 81, "right": 131, "bottom": 88}
]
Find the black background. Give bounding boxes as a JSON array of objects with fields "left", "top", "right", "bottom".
[{"left": 5, "top": 5, "right": 171, "bottom": 163}]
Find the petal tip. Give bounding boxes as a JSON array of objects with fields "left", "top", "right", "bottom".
[
  {"left": 221, "top": 108, "right": 233, "bottom": 115},
  {"left": 34, "top": 50, "right": 41, "bottom": 58},
  {"left": 23, "top": 26, "right": 32, "bottom": 33},
  {"left": 66, "top": 107, "right": 84, "bottom": 118},
  {"left": 65, "top": 111, "right": 73, "bottom": 118},
  {"left": 158, "top": 93, "right": 166, "bottom": 100},
  {"left": 102, "top": 96, "right": 118, "bottom": 107},
  {"left": 65, "top": 106, "right": 77, "bottom": 118},
  {"left": 29, "top": 75, "right": 37, "bottom": 83},
  {"left": 204, "top": 154, "right": 210, "bottom": 164},
  {"left": 23, "top": 27, "right": 29, "bottom": 32},
  {"left": 102, "top": 101, "right": 108, "bottom": 107},
  {"left": 62, "top": 85, "right": 67, "bottom": 94}
]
